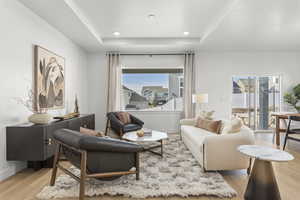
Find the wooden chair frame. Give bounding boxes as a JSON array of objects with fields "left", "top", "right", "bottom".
[
  {"left": 50, "top": 140, "right": 140, "bottom": 200},
  {"left": 283, "top": 117, "right": 300, "bottom": 150},
  {"left": 105, "top": 119, "right": 124, "bottom": 138}
]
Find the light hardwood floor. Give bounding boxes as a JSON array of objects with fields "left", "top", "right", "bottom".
[{"left": 0, "top": 133, "right": 299, "bottom": 200}]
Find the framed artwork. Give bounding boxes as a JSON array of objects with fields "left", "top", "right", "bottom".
[{"left": 34, "top": 45, "right": 65, "bottom": 111}]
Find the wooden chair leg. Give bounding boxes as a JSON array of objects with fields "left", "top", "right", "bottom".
[
  {"left": 50, "top": 144, "right": 61, "bottom": 186},
  {"left": 179, "top": 129, "right": 182, "bottom": 140},
  {"left": 105, "top": 119, "right": 110, "bottom": 136},
  {"left": 247, "top": 158, "right": 252, "bottom": 175},
  {"left": 283, "top": 135, "right": 289, "bottom": 150},
  {"left": 135, "top": 152, "right": 140, "bottom": 180},
  {"left": 120, "top": 129, "right": 124, "bottom": 138},
  {"left": 79, "top": 151, "right": 87, "bottom": 200}
]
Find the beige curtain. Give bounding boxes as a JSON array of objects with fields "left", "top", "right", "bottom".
[
  {"left": 106, "top": 52, "right": 121, "bottom": 112},
  {"left": 183, "top": 52, "right": 195, "bottom": 118}
]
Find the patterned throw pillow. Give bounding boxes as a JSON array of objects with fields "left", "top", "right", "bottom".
[
  {"left": 195, "top": 117, "right": 222, "bottom": 134},
  {"left": 116, "top": 112, "right": 132, "bottom": 124},
  {"left": 80, "top": 127, "right": 104, "bottom": 137}
]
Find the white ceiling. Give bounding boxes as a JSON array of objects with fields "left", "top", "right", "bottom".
[
  {"left": 18, "top": 0, "right": 300, "bottom": 52},
  {"left": 73, "top": 0, "right": 231, "bottom": 38},
  {"left": 200, "top": 0, "right": 300, "bottom": 51}
]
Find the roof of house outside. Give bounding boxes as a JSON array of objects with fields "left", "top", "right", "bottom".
[
  {"left": 142, "top": 86, "right": 168, "bottom": 93},
  {"left": 130, "top": 92, "right": 148, "bottom": 102},
  {"left": 123, "top": 85, "right": 148, "bottom": 102}
]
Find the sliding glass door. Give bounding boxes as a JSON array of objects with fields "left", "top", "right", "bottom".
[{"left": 232, "top": 76, "right": 281, "bottom": 131}]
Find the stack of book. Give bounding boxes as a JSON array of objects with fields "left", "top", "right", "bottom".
[
  {"left": 54, "top": 112, "right": 79, "bottom": 120},
  {"left": 143, "top": 128, "right": 152, "bottom": 136}
]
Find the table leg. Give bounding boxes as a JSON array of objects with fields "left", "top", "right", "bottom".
[
  {"left": 244, "top": 159, "right": 281, "bottom": 200},
  {"left": 143, "top": 140, "right": 164, "bottom": 157},
  {"left": 275, "top": 116, "right": 280, "bottom": 146},
  {"left": 160, "top": 140, "right": 163, "bottom": 157}
]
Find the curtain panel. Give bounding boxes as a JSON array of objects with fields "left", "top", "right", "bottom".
[
  {"left": 106, "top": 52, "right": 121, "bottom": 112},
  {"left": 183, "top": 52, "right": 195, "bottom": 118}
]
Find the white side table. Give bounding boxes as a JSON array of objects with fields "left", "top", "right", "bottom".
[{"left": 238, "top": 145, "right": 294, "bottom": 200}]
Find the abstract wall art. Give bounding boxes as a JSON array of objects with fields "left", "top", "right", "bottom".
[{"left": 34, "top": 45, "right": 65, "bottom": 111}]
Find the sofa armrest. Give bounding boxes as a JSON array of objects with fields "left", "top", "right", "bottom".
[
  {"left": 130, "top": 115, "right": 144, "bottom": 126},
  {"left": 79, "top": 136, "right": 144, "bottom": 153},
  {"left": 180, "top": 118, "right": 196, "bottom": 126},
  {"left": 203, "top": 127, "right": 255, "bottom": 170}
]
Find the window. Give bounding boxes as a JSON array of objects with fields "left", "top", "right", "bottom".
[{"left": 121, "top": 68, "right": 183, "bottom": 111}]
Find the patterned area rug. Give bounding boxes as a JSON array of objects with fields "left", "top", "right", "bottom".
[{"left": 37, "top": 134, "right": 237, "bottom": 199}]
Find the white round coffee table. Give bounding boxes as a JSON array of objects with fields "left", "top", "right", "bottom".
[
  {"left": 122, "top": 130, "right": 168, "bottom": 157},
  {"left": 238, "top": 145, "right": 294, "bottom": 200}
]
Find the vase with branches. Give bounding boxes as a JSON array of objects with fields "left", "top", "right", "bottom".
[
  {"left": 284, "top": 84, "right": 300, "bottom": 113},
  {"left": 14, "top": 87, "right": 52, "bottom": 124}
]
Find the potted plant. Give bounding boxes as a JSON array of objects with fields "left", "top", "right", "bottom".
[
  {"left": 14, "top": 87, "right": 52, "bottom": 124},
  {"left": 284, "top": 84, "right": 300, "bottom": 113}
]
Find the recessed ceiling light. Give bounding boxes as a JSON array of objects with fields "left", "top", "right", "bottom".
[
  {"left": 183, "top": 31, "right": 190, "bottom": 36},
  {"left": 113, "top": 31, "right": 120, "bottom": 36},
  {"left": 148, "top": 14, "right": 155, "bottom": 20}
]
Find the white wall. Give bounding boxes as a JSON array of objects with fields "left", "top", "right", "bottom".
[
  {"left": 87, "top": 53, "right": 107, "bottom": 130},
  {"left": 195, "top": 51, "right": 300, "bottom": 119},
  {"left": 128, "top": 111, "right": 182, "bottom": 133},
  {"left": 88, "top": 51, "right": 300, "bottom": 133},
  {"left": 0, "top": 0, "right": 88, "bottom": 181},
  {"left": 121, "top": 55, "right": 184, "bottom": 68}
]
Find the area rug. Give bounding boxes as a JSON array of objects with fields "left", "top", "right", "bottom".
[{"left": 37, "top": 134, "right": 237, "bottom": 199}]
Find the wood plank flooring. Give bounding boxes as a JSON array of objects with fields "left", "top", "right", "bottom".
[{"left": 0, "top": 133, "right": 299, "bottom": 200}]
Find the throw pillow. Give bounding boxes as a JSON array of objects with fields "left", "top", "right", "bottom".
[
  {"left": 198, "top": 110, "right": 215, "bottom": 120},
  {"left": 80, "top": 127, "right": 105, "bottom": 137},
  {"left": 195, "top": 117, "right": 222, "bottom": 134},
  {"left": 116, "top": 112, "right": 131, "bottom": 124},
  {"left": 221, "top": 118, "right": 243, "bottom": 134}
]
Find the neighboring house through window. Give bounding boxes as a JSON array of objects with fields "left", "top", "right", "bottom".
[{"left": 121, "top": 68, "right": 184, "bottom": 111}]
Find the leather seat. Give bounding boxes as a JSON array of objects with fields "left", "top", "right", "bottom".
[
  {"left": 123, "top": 123, "right": 142, "bottom": 132},
  {"left": 106, "top": 112, "right": 144, "bottom": 136}
]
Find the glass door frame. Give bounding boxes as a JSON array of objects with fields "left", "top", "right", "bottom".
[{"left": 232, "top": 75, "right": 282, "bottom": 132}]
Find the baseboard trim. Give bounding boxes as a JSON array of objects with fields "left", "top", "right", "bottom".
[
  {"left": 254, "top": 130, "right": 274, "bottom": 133},
  {"left": 0, "top": 162, "right": 26, "bottom": 182}
]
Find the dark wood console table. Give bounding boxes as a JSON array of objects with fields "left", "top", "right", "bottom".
[{"left": 6, "top": 114, "right": 95, "bottom": 170}]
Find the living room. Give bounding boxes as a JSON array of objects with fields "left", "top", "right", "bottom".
[{"left": 1, "top": 0, "right": 300, "bottom": 200}]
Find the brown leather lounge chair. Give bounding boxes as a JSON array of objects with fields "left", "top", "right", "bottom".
[{"left": 50, "top": 129, "right": 143, "bottom": 200}]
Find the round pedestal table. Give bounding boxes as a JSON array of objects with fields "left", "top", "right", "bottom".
[{"left": 238, "top": 145, "right": 294, "bottom": 200}]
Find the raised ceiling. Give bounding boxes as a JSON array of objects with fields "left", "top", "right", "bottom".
[
  {"left": 201, "top": 0, "right": 300, "bottom": 51},
  {"left": 73, "top": 0, "right": 231, "bottom": 38},
  {"left": 18, "top": 0, "right": 300, "bottom": 52}
]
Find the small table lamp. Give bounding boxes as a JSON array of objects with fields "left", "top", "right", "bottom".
[{"left": 192, "top": 93, "right": 208, "bottom": 116}]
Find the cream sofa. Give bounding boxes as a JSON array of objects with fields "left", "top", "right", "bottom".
[{"left": 180, "top": 118, "right": 255, "bottom": 172}]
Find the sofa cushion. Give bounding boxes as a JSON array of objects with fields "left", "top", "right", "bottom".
[
  {"left": 181, "top": 125, "right": 215, "bottom": 147},
  {"left": 195, "top": 117, "right": 222, "bottom": 134}
]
